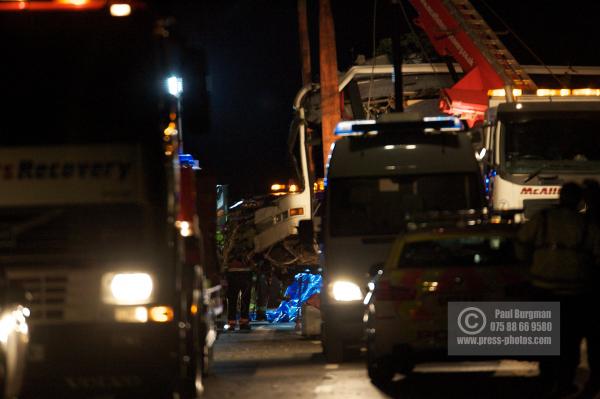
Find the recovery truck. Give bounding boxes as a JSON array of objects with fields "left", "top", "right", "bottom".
[
  {"left": 483, "top": 92, "right": 600, "bottom": 220},
  {"left": 404, "top": 0, "right": 600, "bottom": 217},
  {"left": 0, "top": 2, "right": 219, "bottom": 398}
]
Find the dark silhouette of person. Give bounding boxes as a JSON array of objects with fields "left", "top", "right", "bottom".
[
  {"left": 577, "top": 180, "right": 600, "bottom": 399},
  {"left": 519, "top": 182, "right": 600, "bottom": 397}
]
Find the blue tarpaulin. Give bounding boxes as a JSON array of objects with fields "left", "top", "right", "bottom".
[{"left": 266, "top": 273, "right": 321, "bottom": 323}]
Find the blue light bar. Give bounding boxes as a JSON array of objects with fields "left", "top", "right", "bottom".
[
  {"left": 423, "top": 116, "right": 463, "bottom": 132},
  {"left": 334, "top": 115, "right": 463, "bottom": 137},
  {"left": 334, "top": 119, "right": 376, "bottom": 136},
  {"left": 179, "top": 154, "right": 200, "bottom": 169}
]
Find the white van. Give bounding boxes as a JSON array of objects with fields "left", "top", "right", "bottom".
[{"left": 320, "top": 113, "right": 485, "bottom": 362}]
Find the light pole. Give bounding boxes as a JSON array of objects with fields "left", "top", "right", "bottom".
[{"left": 167, "top": 76, "right": 184, "bottom": 153}]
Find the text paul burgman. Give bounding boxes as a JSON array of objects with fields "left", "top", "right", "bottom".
[{"left": 495, "top": 309, "right": 552, "bottom": 320}]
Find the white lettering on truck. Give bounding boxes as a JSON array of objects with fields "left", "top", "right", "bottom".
[{"left": 0, "top": 161, "right": 132, "bottom": 181}]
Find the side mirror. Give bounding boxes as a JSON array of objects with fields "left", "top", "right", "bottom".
[
  {"left": 476, "top": 147, "right": 490, "bottom": 163},
  {"left": 298, "top": 219, "right": 314, "bottom": 249},
  {"left": 368, "top": 263, "right": 384, "bottom": 278}
]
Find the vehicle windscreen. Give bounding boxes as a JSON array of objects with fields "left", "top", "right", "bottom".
[
  {"left": 328, "top": 173, "right": 482, "bottom": 237},
  {"left": 397, "top": 235, "right": 524, "bottom": 268},
  {"left": 502, "top": 112, "right": 600, "bottom": 173}
]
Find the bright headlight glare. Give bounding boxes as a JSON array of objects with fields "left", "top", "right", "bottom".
[
  {"left": 105, "top": 272, "right": 154, "bottom": 305},
  {"left": 110, "top": 4, "right": 131, "bottom": 17},
  {"left": 0, "top": 307, "right": 29, "bottom": 345},
  {"left": 0, "top": 312, "right": 16, "bottom": 345},
  {"left": 330, "top": 281, "right": 363, "bottom": 302}
]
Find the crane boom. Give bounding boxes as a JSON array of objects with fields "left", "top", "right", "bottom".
[{"left": 408, "top": 0, "right": 537, "bottom": 124}]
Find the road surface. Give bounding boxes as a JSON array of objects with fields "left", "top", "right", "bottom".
[{"left": 203, "top": 322, "right": 592, "bottom": 398}]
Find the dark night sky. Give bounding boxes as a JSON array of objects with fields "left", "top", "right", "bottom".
[{"left": 193, "top": 0, "right": 600, "bottom": 200}]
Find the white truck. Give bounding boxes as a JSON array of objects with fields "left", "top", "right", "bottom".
[{"left": 483, "top": 93, "right": 600, "bottom": 219}]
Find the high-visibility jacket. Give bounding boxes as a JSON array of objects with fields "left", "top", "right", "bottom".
[{"left": 518, "top": 207, "right": 600, "bottom": 294}]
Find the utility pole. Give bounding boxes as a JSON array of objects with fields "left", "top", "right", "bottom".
[
  {"left": 297, "top": 0, "right": 312, "bottom": 86},
  {"left": 319, "top": 0, "right": 341, "bottom": 168},
  {"left": 390, "top": 0, "right": 404, "bottom": 112},
  {"left": 297, "top": 0, "right": 316, "bottom": 180}
]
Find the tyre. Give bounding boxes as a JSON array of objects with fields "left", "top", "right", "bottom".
[
  {"left": 366, "top": 338, "right": 394, "bottom": 386},
  {"left": 396, "top": 359, "right": 415, "bottom": 376},
  {"left": 189, "top": 320, "right": 206, "bottom": 399},
  {"left": 392, "top": 345, "right": 415, "bottom": 376},
  {"left": 178, "top": 344, "right": 204, "bottom": 399},
  {"left": 173, "top": 316, "right": 204, "bottom": 399},
  {"left": 367, "top": 357, "right": 395, "bottom": 386}
]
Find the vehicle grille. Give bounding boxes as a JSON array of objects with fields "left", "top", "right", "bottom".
[{"left": 8, "top": 272, "right": 68, "bottom": 322}]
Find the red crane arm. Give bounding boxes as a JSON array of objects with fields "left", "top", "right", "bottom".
[{"left": 407, "top": 0, "right": 534, "bottom": 125}]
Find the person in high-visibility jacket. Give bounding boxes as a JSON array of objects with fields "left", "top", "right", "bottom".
[{"left": 518, "top": 182, "right": 600, "bottom": 397}]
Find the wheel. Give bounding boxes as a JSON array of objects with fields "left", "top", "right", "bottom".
[
  {"left": 321, "top": 323, "right": 345, "bottom": 363},
  {"left": 392, "top": 345, "right": 415, "bottom": 376},
  {"left": 179, "top": 339, "right": 204, "bottom": 399},
  {"left": 173, "top": 315, "right": 205, "bottom": 399},
  {"left": 397, "top": 359, "right": 415, "bottom": 375},
  {"left": 189, "top": 316, "right": 206, "bottom": 399},
  {"left": 366, "top": 336, "right": 394, "bottom": 385},
  {"left": 367, "top": 356, "right": 395, "bottom": 386},
  {"left": 366, "top": 337, "right": 414, "bottom": 386}
]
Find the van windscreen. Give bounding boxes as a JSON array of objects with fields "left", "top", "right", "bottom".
[{"left": 328, "top": 173, "right": 482, "bottom": 236}]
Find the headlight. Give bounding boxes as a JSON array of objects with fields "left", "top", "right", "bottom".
[
  {"left": 0, "top": 306, "right": 29, "bottom": 346},
  {"left": 330, "top": 281, "right": 363, "bottom": 302},
  {"left": 102, "top": 272, "right": 154, "bottom": 305}
]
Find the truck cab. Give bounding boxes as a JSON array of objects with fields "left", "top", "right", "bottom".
[{"left": 484, "top": 96, "right": 600, "bottom": 219}]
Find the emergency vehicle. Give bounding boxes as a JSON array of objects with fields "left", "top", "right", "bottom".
[
  {"left": 0, "top": 2, "right": 219, "bottom": 398},
  {"left": 321, "top": 115, "right": 485, "bottom": 362},
  {"left": 364, "top": 225, "right": 528, "bottom": 384}
]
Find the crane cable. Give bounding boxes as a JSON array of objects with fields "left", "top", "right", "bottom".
[
  {"left": 398, "top": 0, "right": 436, "bottom": 70},
  {"left": 478, "top": 0, "right": 565, "bottom": 88},
  {"left": 365, "top": 0, "right": 378, "bottom": 119}
]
